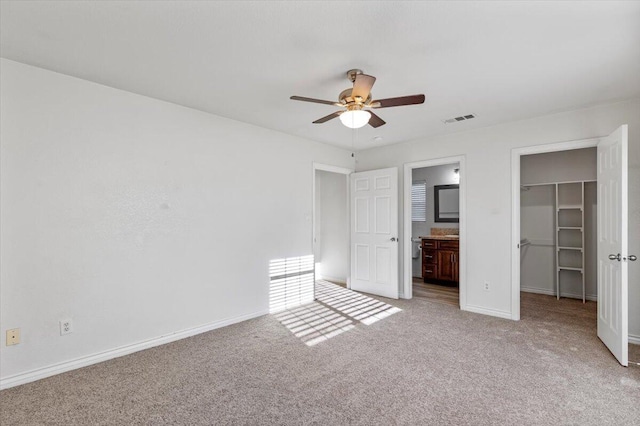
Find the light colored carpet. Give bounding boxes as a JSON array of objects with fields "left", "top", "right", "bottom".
[{"left": 1, "top": 282, "right": 639, "bottom": 425}]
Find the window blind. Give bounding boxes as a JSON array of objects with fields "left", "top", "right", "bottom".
[{"left": 412, "top": 181, "right": 427, "bottom": 222}]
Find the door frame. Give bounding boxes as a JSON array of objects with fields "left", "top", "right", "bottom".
[
  {"left": 510, "top": 138, "right": 599, "bottom": 320},
  {"left": 403, "top": 155, "right": 466, "bottom": 304},
  {"left": 312, "top": 162, "right": 353, "bottom": 288}
]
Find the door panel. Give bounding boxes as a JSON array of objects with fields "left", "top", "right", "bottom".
[
  {"left": 597, "top": 125, "right": 628, "bottom": 366},
  {"left": 355, "top": 198, "right": 369, "bottom": 233},
  {"left": 355, "top": 244, "right": 370, "bottom": 281},
  {"left": 350, "top": 168, "right": 399, "bottom": 299},
  {"left": 375, "top": 196, "right": 391, "bottom": 234},
  {"left": 375, "top": 246, "right": 391, "bottom": 283},
  {"left": 437, "top": 250, "right": 456, "bottom": 281}
]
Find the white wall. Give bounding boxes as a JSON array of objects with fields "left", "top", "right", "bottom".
[
  {"left": 0, "top": 59, "right": 353, "bottom": 386},
  {"left": 315, "top": 170, "right": 348, "bottom": 283},
  {"left": 355, "top": 99, "right": 640, "bottom": 339},
  {"left": 521, "top": 148, "right": 597, "bottom": 183},
  {"left": 411, "top": 164, "right": 459, "bottom": 277},
  {"left": 519, "top": 185, "right": 557, "bottom": 294}
]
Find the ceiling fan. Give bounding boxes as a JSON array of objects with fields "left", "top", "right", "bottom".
[{"left": 290, "top": 69, "right": 425, "bottom": 129}]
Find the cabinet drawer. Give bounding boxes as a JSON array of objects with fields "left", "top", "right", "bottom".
[
  {"left": 438, "top": 240, "right": 459, "bottom": 250},
  {"left": 422, "top": 264, "right": 438, "bottom": 280},
  {"left": 422, "top": 239, "right": 437, "bottom": 249},
  {"left": 422, "top": 249, "right": 437, "bottom": 264}
]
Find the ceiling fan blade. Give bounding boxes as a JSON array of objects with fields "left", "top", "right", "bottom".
[
  {"left": 370, "top": 94, "right": 425, "bottom": 108},
  {"left": 368, "top": 111, "right": 386, "bottom": 128},
  {"left": 313, "top": 111, "right": 343, "bottom": 124},
  {"left": 290, "top": 96, "right": 339, "bottom": 106},
  {"left": 352, "top": 74, "right": 376, "bottom": 101}
]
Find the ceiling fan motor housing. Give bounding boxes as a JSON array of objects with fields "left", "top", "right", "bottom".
[
  {"left": 339, "top": 88, "right": 372, "bottom": 109},
  {"left": 346, "top": 68, "right": 363, "bottom": 83}
]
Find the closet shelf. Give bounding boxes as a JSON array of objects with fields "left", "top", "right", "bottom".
[
  {"left": 556, "top": 181, "right": 586, "bottom": 303},
  {"left": 557, "top": 204, "right": 582, "bottom": 210},
  {"left": 558, "top": 266, "right": 584, "bottom": 272},
  {"left": 557, "top": 246, "right": 583, "bottom": 251}
]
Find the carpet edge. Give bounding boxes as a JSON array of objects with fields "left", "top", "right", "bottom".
[{"left": 0, "top": 309, "right": 269, "bottom": 390}]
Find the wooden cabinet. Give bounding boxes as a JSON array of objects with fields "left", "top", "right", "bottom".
[{"left": 422, "top": 238, "right": 459, "bottom": 284}]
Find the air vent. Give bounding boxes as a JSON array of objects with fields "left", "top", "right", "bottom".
[{"left": 442, "top": 114, "right": 476, "bottom": 124}]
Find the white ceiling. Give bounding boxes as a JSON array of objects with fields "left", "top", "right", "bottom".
[{"left": 2, "top": 1, "right": 639, "bottom": 150}]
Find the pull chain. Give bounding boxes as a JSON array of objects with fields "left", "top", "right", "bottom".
[{"left": 351, "top": 126, "right": 355, "bottom": 158}]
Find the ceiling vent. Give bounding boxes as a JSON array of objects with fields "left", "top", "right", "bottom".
[{"left": 442, "top": 114, "right": 476, "bottom": 124}]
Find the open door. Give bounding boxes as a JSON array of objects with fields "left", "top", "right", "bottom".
[
  {"left": 350, "top": 168, "right": 399, "bottom": 299},
  {"left": 597, "top": 125, "right": 629, "bottom": 366}
]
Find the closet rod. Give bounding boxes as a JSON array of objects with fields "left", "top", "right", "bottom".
[{"left": 521, "top": 179, "right": 596, "bottom": 188}]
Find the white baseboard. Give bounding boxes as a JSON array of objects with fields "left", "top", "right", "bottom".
[
  {"left": 521, "top": 286, "right": 597, "bottom": 302},
  {"left": 0, "top": 309, "right": 269, "bottom": 390},
  {"left": 319, "top": 276, "right": 347, "bottom": 285},
  {"left": 629, "top": 334, "right": 640, "bottom": 345},
  {"left": 462, "top": 304, "right": 512, "bottom": 320}
]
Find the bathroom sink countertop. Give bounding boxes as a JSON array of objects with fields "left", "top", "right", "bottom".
[{"left": 420, "top": 235, "right": 459, "bottom": 240}]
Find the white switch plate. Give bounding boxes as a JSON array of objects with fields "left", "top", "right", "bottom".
[
  {"left": 6, "top": 328, "right": 20, "bottom": 346},
  {"left": 60, "top": 319, "right": 73, "bottom": 335}
]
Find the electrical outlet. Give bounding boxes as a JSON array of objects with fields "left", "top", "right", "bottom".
[
  {"left": 60, "top": 319, "right": 73, "bottom": 335},
  {"left": 6, "top": 328, "right": 20, "bottom": 346},
  {"left": 484, "top": 281, "right": 490, "bottom": 291}
]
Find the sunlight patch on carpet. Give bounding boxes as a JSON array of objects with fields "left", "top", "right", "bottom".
[
  {"left": 315, "top": 280, "right": 402, "bottom": 325},
  {"left": 273, "top": 302, "right": 355, "bottom": 346},
  {"left": 274, "top": 280, "right": 401, "bottom": 346}
]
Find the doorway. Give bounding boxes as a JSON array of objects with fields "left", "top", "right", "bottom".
[
  {"left": 511, "top": 127, "right": 632, "bottom": 366},
  {"left": 511, "top": 139, "right": 598, "bottom": 319},
  {"left": 518, "top": 147, "right": 598, "bottom": 333},
  {"left": 410, "top": 163, "right": 460, "bottom": 306},
  {"left": 313, "top": 163, "right": 352, "bottom": 289},
  {"left": 403, "top": 156, "right": 466, "bottom": 307}
]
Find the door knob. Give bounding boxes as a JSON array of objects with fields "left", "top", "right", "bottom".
[
  {"left": 609, "top": 254, "right": 621, "bottom": 261},
  {"left": 629, "top": 255, "right": 637, "bottom": 261},
  {"left": 390, "top": 237, "right": 397, "bottom": 242}
]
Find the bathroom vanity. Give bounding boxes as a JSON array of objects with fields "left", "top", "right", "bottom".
[{"left": 421, "top": 236, "right": 459, "bottom": 284}]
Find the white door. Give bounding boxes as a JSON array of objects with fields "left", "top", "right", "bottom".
[
  {"left": 350, "top": 168, "right": 399, "bottom": 299},
  {"left": 597, "top": 125, "right": 629, "bottom": 366}
]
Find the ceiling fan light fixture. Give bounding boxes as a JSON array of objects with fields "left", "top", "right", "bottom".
[
  {"left": 340, "top": 110, "right": 371, "bottom": 129},
  {"left": 290, "top": 69, "right": 425, "bottom": 128}
]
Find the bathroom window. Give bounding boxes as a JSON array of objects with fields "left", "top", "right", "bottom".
[{"left": 412, "top": 181, "right": 427, "bottom": 222}]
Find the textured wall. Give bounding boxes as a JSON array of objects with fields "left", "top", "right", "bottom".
[{"left": 0, "top": 59, "right": 353, "bottom": 382}]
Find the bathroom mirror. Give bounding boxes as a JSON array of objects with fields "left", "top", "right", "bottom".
[{"left": 434, "top": 184, "right": 459, "bottom": 223}]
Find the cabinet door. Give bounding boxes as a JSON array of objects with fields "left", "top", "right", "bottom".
[{"left": 437, "top": 250, "right": 456, "bottom": 281}]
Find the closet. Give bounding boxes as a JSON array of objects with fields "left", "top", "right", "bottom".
[{"left": 520, "top": 148, "right": 597, "bottom": 302}]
